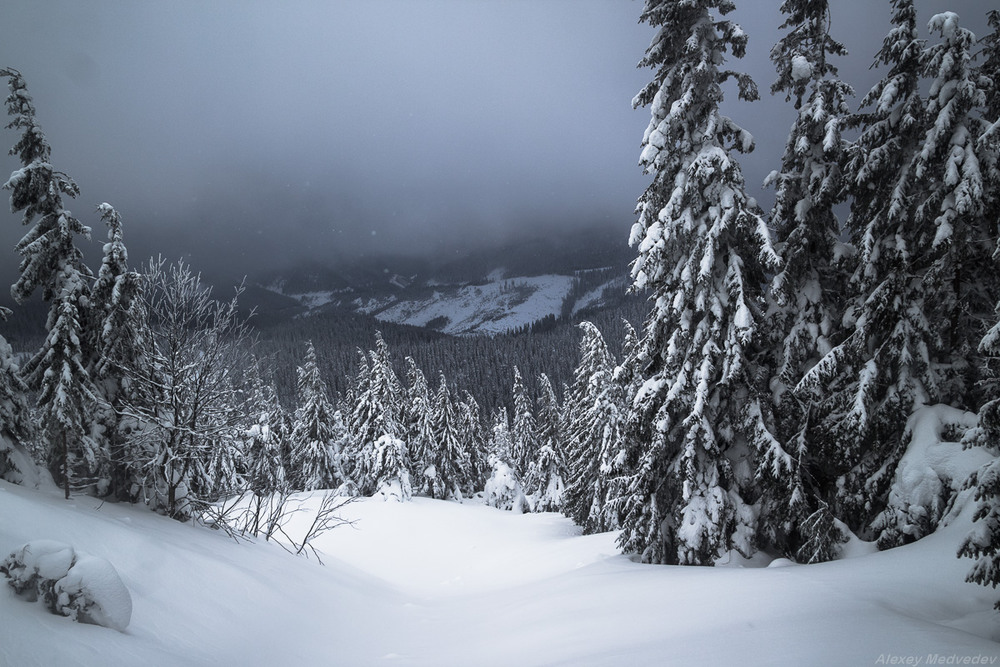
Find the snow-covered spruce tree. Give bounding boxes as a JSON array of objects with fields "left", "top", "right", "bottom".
[
  {"left": 350, "top": 333, "right": 405, "bottom": 496},
  {"left": 0, "top": 308, "right": 34, "bottom": 484},
  {"left": 524, "top": 374, "right": 567, "bottom": 512},
  {"left": 244, "top": 360, "right": 288, "bottom": 496},
  {"left": 369, "top": 434, "right": 412, "bottom": 502},
  {"left": 980, "top": 11, "right": 1000, "bottom": 254},
  {"left": 425, "top": 372, "right": 470, "bottom": 500},
  {"left": 509, "top": 366, "right": 539, "bottom": 478},
  {"left": 872, "top": 11, "right": 1000, "bottom": 548},
  {"left": 760, "top": 0, "right": 854, "bottom": 560},
  {"left": 458, "top": 390, "right": 489, "bottom": 495},
  {"left": 959, "top": 308, "right": 1000, "bottom": 609},
  {"left": 117, "top": 259, "right": 255, "bottom": 519},
  {"left": 806, "top": 5, "right": 998, "bottom": 541},
  {"left": 483, "top": 409, "right": 528, "bottom": 512},
  {"left": 915, "top": 12, "right": 998, "bottom": 404},
  {"left": 289, "top": 341, "right": 344, "bottom": 491},
  {"left": 2, "top": 68, "right": 101, "bottom": 499},
  {"left": 90, "top": 203, "right": 148, "bottom": 499},
  {"left": 403, "top": 357, "right": 435, "bottom": 492},
  {"left": 563, "top": 322, "right": 620, "bottom": 531},
  {"left": 802, "top": 0, "right": 928, "bottom": 536},
  {"left": 619, "top": 0, "right": 778, "bottom": 565}
]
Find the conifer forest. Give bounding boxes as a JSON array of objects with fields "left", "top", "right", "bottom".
[{"left": 1, "top": 2, "right": 1000, "bottom": 663}]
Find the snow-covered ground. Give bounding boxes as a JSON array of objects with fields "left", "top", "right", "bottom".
[
  {"left": 1, "top": 480, "right": 997, "bottom": 666},
  {"left": 367, "top": 275, "right": 576, "bottom": 336}
]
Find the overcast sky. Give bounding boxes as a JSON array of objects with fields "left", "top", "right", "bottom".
[{"left": 0, "top": 1, "right": 992, "bottom": 286}]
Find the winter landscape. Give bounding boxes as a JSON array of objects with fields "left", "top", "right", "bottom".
[{"left": 2, "top": 0, "right": 1000, "bottom": 665}]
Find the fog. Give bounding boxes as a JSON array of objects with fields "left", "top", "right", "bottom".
[{"left": 0, "top": 1, "right": 991, "bottom": 287}]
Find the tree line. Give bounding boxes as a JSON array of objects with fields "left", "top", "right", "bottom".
[{"left": 2, "top": 0, "right": 1000, "bottom": 609}]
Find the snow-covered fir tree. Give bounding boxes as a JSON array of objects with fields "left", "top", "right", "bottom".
[
  {"left": 959, "top": 307, "right": 1000, "bottom": 609},
  {"left": 619, "top": 0, "right": 778, "bottom": 565},
  {"left": 483, "top": 409, "right": 528, "bottom": 513},
  {"left": 90, "top": 203, "right": 148, "bottom": 499},
  {"left": 804, "top": 4, "right": 998, "bottom": 540},
  {"left": 563, "top": 322, "right": 621, "bottom": 532},
  {"left": 524, "top": 374, "right": 566, "bottom": 512},
  {"left": 2, "top": 68, "right": 100, "bottom": 499},
  {"left": 369, "top": 435, "right": 412, "bottom": 502},
  {"left": 915, "top": 12, "right": 998, "bottom": 404},
  {"left": 403, "top": 357, "right": 436, "bottom": 492},
  {"left": 509, "top": 366, "right": 539, "bottom": 478},
  {"left": 426, "top": 373, "right": 470, "bottom": 500},
  {"left": 289, "top": 341, "right": 344, "bottom": 491},
  {"left": 759, "top": 0, "right": 854, "bottom": 560},
  {"left": 457, "top": 390, "right": 489, "bottom": 495},
  {"left": 350, "top": 333, "right": 405, "bottom": 496},
  {"left": 0, "top": 308, "right": 33, "bottom": 485},
  {"left": 244, "top": 360, "right": 288, "bottom": 497}
]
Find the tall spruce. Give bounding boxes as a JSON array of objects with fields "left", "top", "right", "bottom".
[
  {"left": 91, "top": 203, "right": 147, "bottom": 498},
  {"left": 2, "top": 68, "right": 100, "bottom": 498},
  {"left": 619, "top": 0, "right": 778, "bottom": 565},
  {"left": 427, "top": 372, "right": 470, "bottom": 500},
  {"left": 403, "top": 357, "right": 435, "bottom": 491},
  {"left": 509, "top": 366, "right": 539, "bottom": 478},
  {"left": 289, "top": 341, "right": 342, "bottom": 491},
  {"left": 0, "top": 308, "right": 33, "bottom": 484},
  {"left": 524, "top": 373, "right": 567, "bottom": 512},
  {"left": 563, "top": 322, "right": 620, "bottom": 531},
  {"left": 245, "top": 360, "right": 289, "bottom": 496},
  {"left": 761, "top": 0, "right": 854, "bottom": 560},
  {"left": 350, "top": 333, "right": 404, "bottom": 495}
]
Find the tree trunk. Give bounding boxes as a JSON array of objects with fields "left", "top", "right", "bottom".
[{"left": 63, "top": 431, "right": 70, "bottom": 500}]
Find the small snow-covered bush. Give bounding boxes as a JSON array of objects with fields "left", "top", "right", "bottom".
[
  {"left": 0, "top": 540, "right": 132, "bottom": 631},
  {"left": 483, "top": 455, "right": 528, "bottom": 513}
]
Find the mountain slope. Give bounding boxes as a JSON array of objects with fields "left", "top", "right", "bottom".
[{"left": 0, "top": 480, "right": 996, "bottom": 666}]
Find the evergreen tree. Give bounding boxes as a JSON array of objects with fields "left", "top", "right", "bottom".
[
  {"left": 805, "top": 5, "right": 997, "bottom": 538},
  {"left": 426, "top": 372, "right": 470, "bottom": 500},
  {"left": 369, "top": 435, "right": 412, "bottom": 502},
  {"left": 620, "top": 0, "right": 777, "bottom": 564},
  {"left": 289, "top": 341, "right": 343, "bottom": 491},
  {"left": 525, "top": 374, "right": 566, "bottom": 512},
  {"left": 0, "top": 308, "right": 33, "bottom": 484},
  {"left": 959, "top": 310, "right": 1000, "bottom": 609},
  {"left": 483, "top": 409, "right": 528, "bottom": 512},
  {"left": 509, "top": 366, "right": 539, "bottom": 477},
  {"left": 403, "top": 357, "right": 435, "bottom": 491},
  {"left": 982, "top": 11, "right": 1000, "bottom": 122},
  {"left": 244, "top": 361, "right": 288, "bottom": 496},
  {"left": 760, "top": 0, "right": 854, "bottom": 559},
  {"left": 458, "top": 390, "right": 489, "bottom": 495},
  {"left": 90, "top": 203, "right": 148, "bottom": 499},
  {"left": 350, "top": 333, "right": 404, "bottom": 495},
  {"left": 2, "top": 68, "right": 100, "bottom": 499},
  {"left": 563, "top": 322, "right": 618, "bottom": 530}
]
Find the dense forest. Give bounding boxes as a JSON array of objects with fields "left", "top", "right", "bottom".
[{"left": 1, "top": 0, "right": 1000, "bottom": 614}]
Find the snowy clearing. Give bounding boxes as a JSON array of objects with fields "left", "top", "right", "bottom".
[{"left": 1, "top": 480, "right": 997, "bottom": 666}]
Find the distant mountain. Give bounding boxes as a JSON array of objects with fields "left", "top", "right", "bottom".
[{"left": 251, "top": 229, "right": 634, "bottom": 336}]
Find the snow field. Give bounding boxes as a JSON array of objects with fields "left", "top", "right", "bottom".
[{"left": 1, "top": 479, "right": 998, "bottom": 666}]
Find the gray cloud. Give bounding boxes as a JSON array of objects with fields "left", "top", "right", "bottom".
[{"left": 0, "top": 1, "right": 993, "bottom": 289}]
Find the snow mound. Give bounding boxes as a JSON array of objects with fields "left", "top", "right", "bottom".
[
  {"left": 876, "top": 405, "right": 991, "bottom": 545},
  {"left": 1, "top": 540, "right": 132, "bottom": 632}
]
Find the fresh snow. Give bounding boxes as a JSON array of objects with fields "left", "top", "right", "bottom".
[
  {"left": 271, "top": 273, "right": 583, "bottom": 336},
  {"left": 1, "top": 479, "right": 997, "bottom": 666},
  {"left": 372, "top": 275, "right": 575, "bottom": 336}
]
